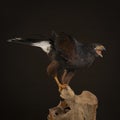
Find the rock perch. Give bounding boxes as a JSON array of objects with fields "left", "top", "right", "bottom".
[{"left": 48, "top": 85, "right": 98, "bottom": 120}]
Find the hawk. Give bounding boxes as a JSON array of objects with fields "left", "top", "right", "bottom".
[{"left": 8, "top": 31, "right": 106, "bottom": 91}]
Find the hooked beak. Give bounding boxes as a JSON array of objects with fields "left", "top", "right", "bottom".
[{"left": 95, "top": 45, "right": 106, "bottom": 57}]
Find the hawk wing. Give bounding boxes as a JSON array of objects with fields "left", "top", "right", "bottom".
[{"left": 54, "top": 32, "right": 78, "bottom": 61}]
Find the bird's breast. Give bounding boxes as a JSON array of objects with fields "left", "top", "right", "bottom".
[{"left": 66, "top": 55, "right": 94, "bottom": 69}]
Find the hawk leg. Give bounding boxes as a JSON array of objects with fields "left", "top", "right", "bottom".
[
  {"left": 61, "top": 69, "right": 67, "bottom": 83},
  {"left": 61, "top": 69, "right": 75, "bottom": 84}
]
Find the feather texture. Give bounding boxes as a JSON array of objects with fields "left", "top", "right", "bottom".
[{"left": 8, "top": 31, "right": 105, "bottom": 84}]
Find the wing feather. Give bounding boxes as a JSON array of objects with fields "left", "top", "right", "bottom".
[{"left": 54, "top": 32, "right": 77, "bottom": 61}]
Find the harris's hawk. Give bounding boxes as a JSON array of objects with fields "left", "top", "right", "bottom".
[{"left": 8, "top": 31, "right": 106, "bottom": 91}]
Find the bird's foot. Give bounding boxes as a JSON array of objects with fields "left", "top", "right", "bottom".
[
  {"left": 54, "top": 76, "right": 68, "bottom": 92},
  {"left": 58, "top": 83, "right": 68, "bottom": 92}
]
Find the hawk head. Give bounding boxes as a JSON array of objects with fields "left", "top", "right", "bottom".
[{"left": 92, "top": 43, "right": 106, "bottom": 57}]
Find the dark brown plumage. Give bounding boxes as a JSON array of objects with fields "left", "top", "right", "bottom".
[
  {"left": 47, "top": 32, "right": 106, "bottom": 85},
  {"left": 8, "top": 31, "right": 106, "bottom": 90}
]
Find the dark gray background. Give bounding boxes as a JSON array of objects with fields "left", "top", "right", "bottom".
[{"left": 1, "top": 1, "right": 120, "bottom": 120}]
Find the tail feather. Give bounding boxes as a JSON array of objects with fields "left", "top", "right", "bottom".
[
  {"left": 7, "top": 37, "right": 44, "bottom": 44},
  {"left": 7, "top": 37, "right": 23, "bottom": 42},
  {"left": 7, "top": 31, "right": 57, "bottom": 53},
  {"left": 7, "top": 37, "right": 51, "bottom": 54}
]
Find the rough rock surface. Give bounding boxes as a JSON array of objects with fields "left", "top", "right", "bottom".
[{"left": 48, "top": 86, "right": 98, "bottom": 120}]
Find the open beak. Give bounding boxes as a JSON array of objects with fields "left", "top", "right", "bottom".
[{"left": 95, "top": 45, "right": 106, "bottom": 57}]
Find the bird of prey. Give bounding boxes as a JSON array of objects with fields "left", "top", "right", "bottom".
[{"left": 8, "top": 31, "right": 106, "bottom": 91}]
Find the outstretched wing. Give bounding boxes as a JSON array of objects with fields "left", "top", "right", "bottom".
[{"left": 54, "top": 32, "right": 78, "bottom": 61}]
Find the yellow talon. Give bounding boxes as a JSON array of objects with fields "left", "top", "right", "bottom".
[{"left": 58, "top": 84, "right": 68, "bottom": 92}]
